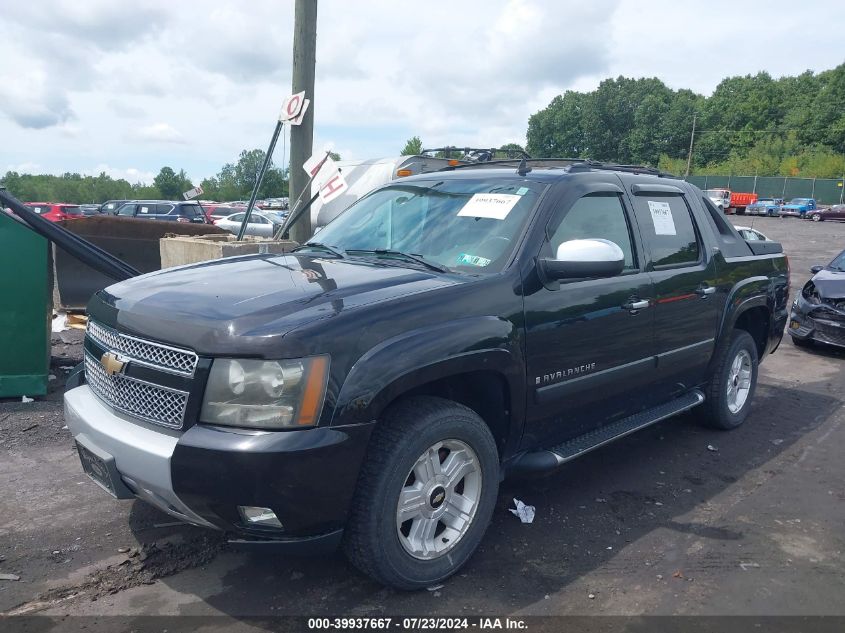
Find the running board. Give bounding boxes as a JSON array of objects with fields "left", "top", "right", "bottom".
[{"left": 508, "top": 389, "right": 705, "bottom": 477}]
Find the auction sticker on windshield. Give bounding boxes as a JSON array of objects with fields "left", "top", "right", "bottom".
[
  {"left": 458, "top": 193, "right": 521, "bottom": 220},
  {"left": 457, "top": 253, "right": 492, "bottom": 267},
  {"left": 647, "top": 200, "right": 677, "bottom": 236}
]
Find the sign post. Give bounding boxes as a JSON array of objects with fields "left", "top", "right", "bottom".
[{"left": 236, "top": 92, "right": 308, "bottom": 241}]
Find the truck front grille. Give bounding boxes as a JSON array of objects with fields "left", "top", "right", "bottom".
[
  {"left": 87, "top": 320, "right": 198, "bottom": 376},
  {"left": 84, "top": 351, "right": 189, "bottom": 429}
]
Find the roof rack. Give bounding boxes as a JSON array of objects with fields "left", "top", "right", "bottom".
[
  {"left": 421, "top": 146, "right": 531, "bottom": 162},
  {"left": 439, "top": 157, "right": 679, "bottom": 179}
]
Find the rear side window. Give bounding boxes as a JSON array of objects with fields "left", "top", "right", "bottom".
[
  {"left": 632, "top": 195, "right": 700, "bottom": 268},
  {"left": 138, "top": 205, "right": 153, "bottom": 214},
  {"left": 158, "top": 204, "right": 174, "bottom": 214},
  {"left": 64, "top": 206, "right": 81, "bottom": 215},
  {"left": 547, "top": 194, "right": 637, "bottom": 270}
]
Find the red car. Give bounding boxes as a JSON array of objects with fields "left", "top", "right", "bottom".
[{"left": 26, "top": 202, "right": 83, "bottom": 222}]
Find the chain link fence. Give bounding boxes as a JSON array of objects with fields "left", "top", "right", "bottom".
[{"left": 685, "top": 175, "right": 845, "bottom": 205}]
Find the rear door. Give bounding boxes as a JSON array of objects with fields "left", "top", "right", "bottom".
[{"left": 626, "top": 182, "right": 719, "bottom": 398}]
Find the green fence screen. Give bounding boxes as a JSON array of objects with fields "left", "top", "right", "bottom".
[{"left": 685, "top": 175, "right": 845, "bottom": 205}]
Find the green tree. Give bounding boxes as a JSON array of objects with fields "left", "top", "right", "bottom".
[
  {"left": 400, "top": 136, "right": 423, "bottom": 155},
  {"left": 153, "top": 167, "right": 192, "bottom": 199}
]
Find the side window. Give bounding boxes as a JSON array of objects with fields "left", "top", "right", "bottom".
[
  {"left": 138, "top": 205, "right": 152, "bottom": 214},
  {"left": 632, "top": 195, "right": 700, "bottom": 268},
  {"left": 159, "top": 204, "right": 174, "bottom": 214},
  {"left": 117, "top": 204, "right": 135, "bottom": 216},
  {"left": 548, "top": 194, "right": 636, "bottom": 271},
  {"left": 230, "top": 213, "right": 245, "bottom": 222}
]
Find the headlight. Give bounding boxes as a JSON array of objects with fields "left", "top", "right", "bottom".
[
  {"left": 200, "top": 356, "right": 329, "bottom": 429},
  {"left": 802, "top": 281, "right": 821, "bottom": 305}
]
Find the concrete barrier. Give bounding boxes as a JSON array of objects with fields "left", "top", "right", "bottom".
[{"left": 160, "top": 234, "right": 298, "bottom": 268}]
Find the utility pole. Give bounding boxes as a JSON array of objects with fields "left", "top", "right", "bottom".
[
  {"left": 684, "top": 113, "right": 697, "bottom": 178},
  {"left": 288, "top": 0, "right": 317, "bottom": 244}
]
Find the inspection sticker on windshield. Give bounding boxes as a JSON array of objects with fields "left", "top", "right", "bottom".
[
  {"left": 647, "top": 200, "right": 677, "bottom": 235},
  {"left": 457, "top": 253, "right": 492, "bottom": 267},
  {"left": 458, "top": 193, "right": 521, "bottom": 220}
]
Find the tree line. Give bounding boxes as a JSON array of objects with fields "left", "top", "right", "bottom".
[
  {"left": 1, "top": 149, "right": 294, "bottom": 205},
  {"left": 524, "top": 63, "right": 845, "bottom": 178}
]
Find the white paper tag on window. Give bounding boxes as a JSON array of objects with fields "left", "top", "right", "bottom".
[
  {"left": 457, "top": 193, "right": 521, "bottom": 220},
  {"left": 648, "top": 200, "right": 676, "bottom": 235}
]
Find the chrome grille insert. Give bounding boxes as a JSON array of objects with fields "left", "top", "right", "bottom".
[
  {"left": 84, "top": 351, "right": 188, "bottom": 429},
  {"left": 87, "top": 320, "right": 198, "bottom": 376}
]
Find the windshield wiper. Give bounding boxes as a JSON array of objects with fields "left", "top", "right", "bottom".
[
  {"left": 348, "top": 249, "right": 449, "bottom": 273},
  {"left": 294, "top": 242, "right": 346, "bottom": 258}
]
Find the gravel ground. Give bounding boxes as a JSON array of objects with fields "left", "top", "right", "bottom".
[{"left": 0, "top": 215, "right": 843, "bottom": 623}]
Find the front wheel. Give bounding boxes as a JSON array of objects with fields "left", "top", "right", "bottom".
[
  {"left": 698, "top": 330, "right": 759, "bottom": 430},
  {"left": 344, "top": 396, "right": 499, "bottom": 590},
  {"left": 812, "top": 213, "right": 822, "bottom": 222}
]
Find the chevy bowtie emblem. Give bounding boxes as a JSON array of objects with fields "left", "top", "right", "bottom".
[{"left": 100, "top": 352, "right": 127, "bottom": 376}]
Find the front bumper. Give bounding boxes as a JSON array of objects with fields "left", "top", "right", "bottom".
[
  {"left": 788, "top": 300, "right": 845, "bottom": 348},
  {"left": 65, "top": 385, "right": 376, "bottom": 545}
]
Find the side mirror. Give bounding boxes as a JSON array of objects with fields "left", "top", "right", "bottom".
[
  {"left": 810, "top": 265, "right": 823, "bottom": 274},
  {"left": 540, "top": 239, "right": 625, "bottom": 281}
]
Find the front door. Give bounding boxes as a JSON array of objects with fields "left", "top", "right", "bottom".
[{"left": 523, "top": 179, "right": 657, "bottom": 448}]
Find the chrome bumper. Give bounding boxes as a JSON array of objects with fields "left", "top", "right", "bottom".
[{"left": 64, "top": 385, "right": 217, "bottom": 529}]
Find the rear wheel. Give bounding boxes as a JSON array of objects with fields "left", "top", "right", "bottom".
[
  {"left": 344, "top": 396, "right": 499, "bottom": 590},
  {"left": 698, "top": 330, "right": 759, "bottom": 430}
]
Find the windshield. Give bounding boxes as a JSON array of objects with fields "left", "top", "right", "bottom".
[
  {"left": 704, "top": 189, "right": 728, "bottom": 199},
  {"left": 789, "top": 198, "right": 807, "bottom": 204},
  {"left": 829, "top": 249, "right": 845, "bottom": 272},
  {"left": 312, "top": 177, "right": 546, "bottom": 273}
]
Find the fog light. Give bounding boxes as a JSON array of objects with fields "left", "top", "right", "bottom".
[{"left": 238, "top": 506, "right": 283, "bottom": 529}]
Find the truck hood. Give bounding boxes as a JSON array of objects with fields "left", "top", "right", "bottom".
[{"left": 91, "top": 253, "right": 464, "bottom": 356}]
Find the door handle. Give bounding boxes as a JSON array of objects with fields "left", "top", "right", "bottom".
[
  {"left": 623, "top": 299, "right": 650, "bottom": 311},
  {"left": 696, "top": 286, "right": 716, "bottom": 297}
]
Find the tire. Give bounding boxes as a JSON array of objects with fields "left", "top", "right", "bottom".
[
  {"left": 698, "top": 330, "right": 759, "bottom": 430},
  {"left": 343, "top": 396, "right": 499, "bottom": 590},
  {"left": 812, "top": 213, "right": 822, "bottom": 222}
]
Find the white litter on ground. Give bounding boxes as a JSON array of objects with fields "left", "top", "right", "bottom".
[
  {"left": 21, "top": 396, "right": 34, "bottom": 403},
  {"left": 510, "top": 498, "right": 535, "bottom": 524},
  {"left": 51, "top": 312, "right": 69, "bottom": 333}
]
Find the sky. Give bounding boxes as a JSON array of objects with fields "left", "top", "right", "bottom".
[{"left": 1, "top": 0, "right": 843, "bottom": 185}]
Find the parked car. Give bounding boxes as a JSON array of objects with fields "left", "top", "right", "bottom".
[
  {"left": 214, "top": 210, "right": 288, "bottom": 237},
  {"left": 115, "top": 200, "right": 210, "bottom": 223},
  {"left": 734, "top": 226, "right": 769, "bottom": 241},
  {"left": 745, "top": 198, "right": 783, "bottom": 216},
  {"left": 25, "top": 202, "right": 83, "bottom": 222},
  {"left": 780, "top": 197, "right": 817, "bottom": 218},
  {"left": 79, "top": 204, "right": 103, "bottom": 216},
  {"left": 101, "top": 200, "right": 134, "bottom": 215},
  {"left": 789, "top": 248, "right": 845, "bottom": 349},
  {"left": 807, "top": 204, "right": 845, "bottom": 222},
  {"left": 199, "top": 204, "right": 242, "bottom": 222},
  {"left": 65, "top": 160, "right": 789, "bottom": 589}
]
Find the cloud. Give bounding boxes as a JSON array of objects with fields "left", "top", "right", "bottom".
[{"left": 134, "top": 123, "right": 186, "bottom": 144}]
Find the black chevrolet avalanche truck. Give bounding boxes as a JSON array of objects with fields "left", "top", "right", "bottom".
[{"left": 65, "top": 160, "right": 789, "bottom": 589}]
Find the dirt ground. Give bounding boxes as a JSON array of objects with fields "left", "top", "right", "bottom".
[{"left": 1, "top": 215, "right": 843, "bottom": 624}]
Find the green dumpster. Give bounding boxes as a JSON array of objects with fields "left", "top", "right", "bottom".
[{"left": 0, "top": 211, "right": 50, "bottom": 397}]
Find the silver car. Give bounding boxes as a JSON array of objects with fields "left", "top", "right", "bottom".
[{"left": 214, "top": 210, "right": 288, "bottom": 237}]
